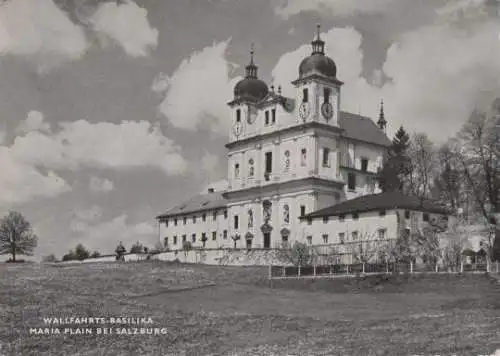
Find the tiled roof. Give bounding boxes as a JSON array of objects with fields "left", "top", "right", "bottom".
[
  {"left": 339, "top": 111, "right": 392, "bottom": 147},
  {"left": 156, "top": 191, "right": 228, "bottom": 219},
  {"left": 304, "top": 191, "right": 449, "bottom": 219}
]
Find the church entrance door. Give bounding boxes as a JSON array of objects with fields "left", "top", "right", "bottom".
[{"left": 263, "top": 232, "right": 271, "bottom": 248}]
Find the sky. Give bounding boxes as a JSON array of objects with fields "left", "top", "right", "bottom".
[{"left": 0, "top": 0, "right": 499, "bottom": 259}]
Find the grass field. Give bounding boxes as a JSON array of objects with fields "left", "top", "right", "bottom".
[{"left": 0, "top": 261, "right": 499, "bottom": 356}]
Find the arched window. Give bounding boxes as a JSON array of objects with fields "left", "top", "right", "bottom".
[
  {"left": 248, "top": 158, "right": 254, "bottom": 177},
  {"left": 284, "top": 150, "right": 291, "bottom": 171},
  {"left": 301, "top": 148, "right": 307, "bottom": 166}
]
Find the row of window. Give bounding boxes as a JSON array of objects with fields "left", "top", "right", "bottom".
[
  {"left": 164, "top": 210, "right": 228, "bottom": 227},
  {"left": 311, "top": 210, "right": 430, "bottom": 224},
  {"left": 304, "top": 228, "right": 388, "bottom": 245},
  {"left": 302, "top": 87, "right": 331, "bottom": 103},
  {"left": 235, "top": 108, "right": 277, "bottom": 126},
  {"left": 166, "top": 230, "right": 229, "bottom": 245}
]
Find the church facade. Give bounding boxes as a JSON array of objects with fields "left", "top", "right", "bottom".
[{"left": 156, "top": 27, "right": 448, "bottom": 256}]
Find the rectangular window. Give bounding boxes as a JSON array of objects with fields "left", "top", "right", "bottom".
[
  {"left": 322, "top": 148, "right": 330, "bottom": 167},
  {"left": 234, "top": 215, "right": 239, "bottom": 229},
  {"left": 236, "top": 109, "right": 241, "bottom": 123},
  {"left": 423, "top": 213, "right": 430, "bottom": 222},
  {"left": 192, "top": 233, "right": 196, "bottom": 243},
  {"left": 339, "top": 214, "right": 345, "bottom": 222},
  {"left": 173, "top": 235, "right": 177, "bottom": 245},
  {"left": 405, "top": 210, "right": 410, "bottom": 219},
  {"left": 379, "top": 210, "right": 386, "bottom": 217},
  {"left": 322, "top": 234, "right": 328, "bottom": 244},
  {"left": 202, "top": 213, "right": 206, "bottom": 222},
  {"left": 223, "top": 230, "right": 228, "bottom": 239},
  {"left": 174, "top": 218, "right": 178, "bottom": 226},
  {"left": 193, "top": 216, "right": 196, "bottom": 223},
  {"left": 164, "top": 237, "right": 168, "bottom": 246},
  {"left": 361, "top": 158, "right": 368, "bottom": 172},
  {"left": 224, "top": 210, "right": 228, "bottom": 219},
  {"left": 183, "top": 217, "right": 187, "bottom": 225},
  {"left": 303, "top": 88, "right": 308, "bottom": 103},
  {"left": 306, "top": 235, "right": 312, "bottom": 245},
  {"left": 265, "top": 152, "right": 273, "bottom": 173},
  {"left": 307, "top": 217, "right": 312, "bottom": 225},
  {"left": 323, "top": 87, "right": 330, "bottom": 103},
  {"left": 300, "top": 205, "right": 306, "bottom": 217},
  {"left": 234, "top": 163, "right": 240, "bottom": 178},
  {"left": 352, "top": 231, "right": 358, "bottom": 240},
  {"left": 338, "top": 232, "right": 345, "bottom": 244},
  {"left": 378, "top": 229, "right": 386, "bottom": 239},
  {"left": 352, "top": 213, "right": 359, "bottom": 220},
  {"left": 182, "top": 234, "right": 186, "bottom": 242},
  {"left": 212, "top": 231, "right": 217, "bottom": 241},
  {"left": 323, "top": 216, "right": 329, "bottom": 224},
  {"left": 265, "top": 110, "right": 269, "bottom": 125},
  {"left": 300, "top": 148, "right": 307, "bottom": 167},
  {"left": 348, "top": 172, "right": 356, "bottom": 191},
  {"left": 202, "top": 232, "right": 207, "bottom": 242},
  {"left": 213, "top": 211, "right": 217, "bottom": 221},
  {"left": 271, "top": 109, "right": 276, "bottom": 124}
]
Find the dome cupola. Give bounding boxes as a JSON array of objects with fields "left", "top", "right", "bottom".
[
  {"left": 298, "top": 24, "right": 337, "bottom": 79},
  {"left": 233, "top": 44, "right": 269, "bottom": 102}
]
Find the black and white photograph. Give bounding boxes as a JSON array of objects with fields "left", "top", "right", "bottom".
[{"left": 0, "top": 0, "right": 499, "bottom": 355}]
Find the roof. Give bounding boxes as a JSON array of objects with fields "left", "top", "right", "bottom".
[
  {"left": 304, "top": 191, "right": 449, "bottom": 219},
  {"left": 156, "top": 191, "right": 228, "bottom": 219},
  {"left": 339, "top": 111, "right": 391, "bottom": 147}
]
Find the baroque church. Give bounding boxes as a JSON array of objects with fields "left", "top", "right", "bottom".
[{"left": 156, "top": 26, "right": 447, "bottom": 255}]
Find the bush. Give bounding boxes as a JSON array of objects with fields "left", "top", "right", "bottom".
[
  {"left": 90, "top": 251, "right": 101, "bottom": 258},
  {"left": 42, "top": 254, "right": 58, "bottom": 262},
  {"left": 74, "top": 244, "right": 90, "bottom": 261}
]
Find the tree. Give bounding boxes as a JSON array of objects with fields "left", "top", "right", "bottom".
[
  {"left": 74, "top": 244, "right": 90, "bottom": 261},
  {"left": 406, "top": 133, "right": 438, "bottom": 199},
  {"left": 130, "top": 241, "right": 144, "bottom": 254},
  {"left": 275, "top": 241, "right": 314, "bottom": 266},
  {"left": 62, "top": 251, "right": 76, "bottom": 261},
  {"left": 454, "top": 103, "right": 500, "bottom": 259},
  {"left": 90, "top": 251, "right": 101, "bottom": 258},
  {"left": 115, "top": 241, "right": 126, "bottom": 260},
  {"left": 0, "top": 211, "right": 38, "bottom": 262},
  {"left": 378, "top": 126, "right": 412, "bottom": 192}
]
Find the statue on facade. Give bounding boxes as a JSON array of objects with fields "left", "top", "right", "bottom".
[{"left": 248, "top": 209, "right": 253, "bottom": 228}]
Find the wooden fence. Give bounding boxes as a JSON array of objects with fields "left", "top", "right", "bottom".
[{"left": 268, "top": 261, "right": 500, "bottom": 279}]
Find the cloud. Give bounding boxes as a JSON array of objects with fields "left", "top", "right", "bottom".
[
  {"left": 272, "top": 19, "right": 500, "bottom": 142},
  {"left": 159, "top": 40, "right": 241, "bottom": 133},
  {"left": 70, "top": 214, "right": 157, "bottom": 254},
  {"left": 89, "top": 0, "right": 158, "bottom": 57},
  {"left": 0, "top": 146, "right": 70, "bottom": 206},
  {"left": 274, "top": 0, "right": 398, "bottom": 19},
  {"left": 89, "top": 176, "right": 114, "bottom": 192},
  {"left": 151, "top": 72, "right": 170, "bottom": 93},
  {"left": 200, "top": 150, "right": 220, "bottom": 174},
  {"left": 11, "top": 119, "right": 187, "bottom": 175},
  {"left": 16, "top": 110, "right": 51, "bottom": 134},
  {"left": 73, "top": 205, "right": 103, "bottom": 222},
  {"left": 0, "top": 0, "right": 88, "bottom": 72}
]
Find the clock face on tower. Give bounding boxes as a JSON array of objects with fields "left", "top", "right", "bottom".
[
  {"left": 299, "top": 102, "right": 310, "bottom": 121},
  {"left": 321, "top": 102, "right": 334, "bottom": 121}
]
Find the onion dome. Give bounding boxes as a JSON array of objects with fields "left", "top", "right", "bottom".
[
  {"left": 298, "top": 24, "right": 337, "bottom": 79},
  {"left": 233, "top": 44, "right": 269, "bottom": 102}
]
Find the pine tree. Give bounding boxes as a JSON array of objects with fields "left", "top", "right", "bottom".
[
  {"left": 377, "top": 126, "right": 411, "bottom": 192},
  {"left": 392, "top": 126, "right": 410, "bottom": 155}
]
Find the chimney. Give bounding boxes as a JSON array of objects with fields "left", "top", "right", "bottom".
[{"left": 208, "top": 188, "right": 215, "bottom": 193}]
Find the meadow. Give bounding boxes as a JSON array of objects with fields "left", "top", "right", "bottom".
[{"left": 0, "top": 261, "right": 499, "bottom": 356}]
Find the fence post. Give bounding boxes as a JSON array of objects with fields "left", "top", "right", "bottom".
[
  {"left": 496, "top": 261, "right": 499, "bottom": 274},
  {"left": 435, "top": 263, "right": 438, "bottom": 273},
  {"left": 313, "top": 265, "right": 317, "bottom": 277},
  {"left": 386, "top": 261, "right": 389, "bottom": 274},
  {"left": 487, "top": 260, "right": 490, "bottom": 273},
  {"left": 362, "top": 263, "right": 365, "bottom": 274},
  {"left": 268, "top": 264, "right": 272, "bottom": 279},
  {"left": 460, "top": 261, "right": 463, "bottom": 273},
  {"left": 410, "top": 261, "right": 413, "bottom": 274},
  {"left": 282, "top": 266, "right": 286, "bottom": 277},
  {"left": 347, "top": 264, "right": 350, "bottom": 276},
  {"left": 298, "top": 265, "right": 301, "bottom": 278},
  {"left": 329, "top": 265, "right": 332, "bottom": 276}
]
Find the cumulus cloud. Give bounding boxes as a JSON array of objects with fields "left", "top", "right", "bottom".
[
  {"left": 0, "top": 146, "right": 70, "bottom": 206},
  {"left": 16, "top": 110, "right": 51, "bottom": 134},
  {"left": 272, "top": 19, "right": 500, "bottom": 141},
  {"left": 11, "top": 119, "right": 187, "bottom": 175},
  {"left": 89, "top": 0, "right": 158, "bottom": 57},
  {"left": 151, "top": 72, "right": 170, "bottom": 93},
  {"left": 159, "top": 40, "right": 241, "bottom": 133},
  {"left": 200, "top": 150, "right": 220, "bottom": 174},
  {"left": 0, "top": 0, "right": 88, "bottom": 72},
  {"left": 274, "top": 0, "right": 398, "bottom": 19},
  {"left": 89, "top": 176, "right": 114, "bottom": 192},
  {"left": 70, "top": 214, "right": 156, "bottom": 254}
]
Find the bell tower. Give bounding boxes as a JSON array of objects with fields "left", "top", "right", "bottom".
[{"left": 292, "top": 24, "right": 343, "bottom": 128}]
